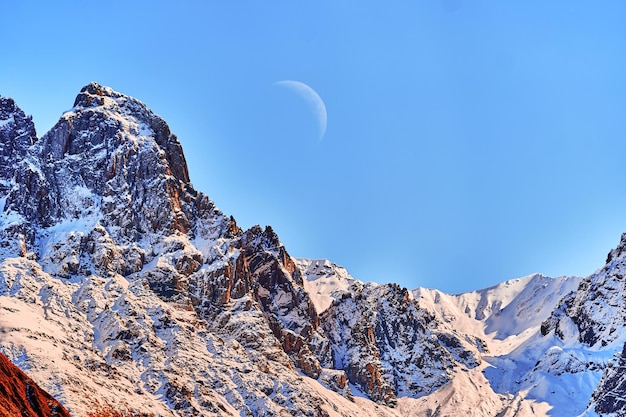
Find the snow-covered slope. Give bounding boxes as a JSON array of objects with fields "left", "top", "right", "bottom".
[
  {"left": 299, "top": 260, "right": 559, "bottom": 415},
  {"left": 2, "top": 84, "right": 626, "bottom": 416},
  {"left": 299, "top": 255, "right": 618, "bottom": 416},
  {"left": 296, "top": 258, "right": 359, "bottom": 313},
  {"left": 413, "top": 274, "right": 612, "bottom": 417}
]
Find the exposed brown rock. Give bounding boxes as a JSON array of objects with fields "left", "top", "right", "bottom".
[{"left": 0, "top": 351, "right": 71, "bottom": 417}]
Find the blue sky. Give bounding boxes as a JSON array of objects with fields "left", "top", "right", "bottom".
[{"left": 2, "top": 1, "right": 626, "bottom": 293}]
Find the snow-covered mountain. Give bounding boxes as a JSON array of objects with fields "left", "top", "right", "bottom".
[
  {"left": 296, "top": 254, "right": 626, "bottom": 417},
  {"left": 1, "top": 84, "right": 626, "bottom": 416}
]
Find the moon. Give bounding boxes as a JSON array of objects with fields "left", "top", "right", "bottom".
[{"left": 273, "top": 80, "right": 327, "bottom": 143}]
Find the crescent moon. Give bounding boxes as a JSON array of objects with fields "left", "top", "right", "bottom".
[{"left": 273, "top": 80, "right": 327, "bottom": 143}]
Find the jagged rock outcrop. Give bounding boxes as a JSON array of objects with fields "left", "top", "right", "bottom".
[
  {"left": 592, "top": 342, "right": 626, "bottom": 415},
  {"left": 0, "top": 96, "right": 42, "bottom": 258},
  {"left": 0, "top": 351, "right": 71, "bottom": 417},
  {"left": 190, "top": 224, "right": 330, "bottom": 379},
  {"left": 0, "top": 96, "right": 37, "bottom": 189},
  {"left": 321, "top": 281, "right": 481, "bottom": 406},
  {"left": 541, "top": 233, "right": 626, "bottom": 348}
]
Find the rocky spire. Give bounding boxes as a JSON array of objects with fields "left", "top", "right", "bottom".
[
  {"left": 35, "top": 82, "right": 197, "bottom": 238},
  {"left": 0, "top": 96, "right": 38, "bottom": 200},
  {"left": 71, "top": 82, "right": 191, "bottom": 184},
  {"left": 0, "top": 96, "right": 46, "bottom": 256},
  {"left": 0, "top": 96, "right": 37, "bottom": 153}
]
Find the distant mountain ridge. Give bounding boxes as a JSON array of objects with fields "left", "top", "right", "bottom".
[{"left": 1, "top": 84, "right": 626, "bottom": 416}]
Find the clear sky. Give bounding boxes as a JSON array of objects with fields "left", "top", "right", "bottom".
[{"left": 2, "top": 1, "right": 626, "bottom": 293}]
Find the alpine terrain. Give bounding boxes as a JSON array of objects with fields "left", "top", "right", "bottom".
[{"left": 1, "top": 83, "right": 625, "bottom": 416}]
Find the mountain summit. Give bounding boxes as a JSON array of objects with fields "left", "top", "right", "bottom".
[{"left": 1, "top": 84, "right": 626, "bottom": 416}]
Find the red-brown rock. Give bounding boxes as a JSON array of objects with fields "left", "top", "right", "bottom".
[{"left": 0, "top": 351, "right": 71, "bottom": 417}]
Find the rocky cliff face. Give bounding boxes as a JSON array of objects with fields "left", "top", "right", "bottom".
[
  {"left": 590, "top": 342, "right": 626, "bottom": 415},
  {"left": 0, "top": 96, "right": 42, "bottom": 258},
  {"left": 321, "top": 282, "right": 481, "bottom": 406},
  {"left": 542, "top": 233, "right": 626, "bottom": 348},
  {"left": 0, "top": 97, "right": 37, "bottom": 192}
]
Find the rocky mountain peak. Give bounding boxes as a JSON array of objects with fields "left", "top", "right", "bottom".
[
  {"left": 605, "top": 231, "right": 626, "bottom": 264},
  {"left": 0, "top": 84, "right": 345, "bottom": 414},
  {"left": 0, "top": 83, "right": 197, "bottom": 241},
  {"left": 70, "top": 82, "right": 190, "bottom": 185},
  {"left": 0, "top": 83, "right": 219, "bottom": 273},
  {"left": 73, "top": 82, "right": 121, "bottom": 107},
  {"left": 0, "top": 96, "right": 36, "bottom": 142},
  {"left": 0, "top": 96, "right": 37, "bottom": 195},
  {"left": 28, "top": 82, "right": 198, "bottom": 241}
]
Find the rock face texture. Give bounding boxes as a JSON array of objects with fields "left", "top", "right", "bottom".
[
  {"left": 0, "top": 351, "right": 71, "bottom": 417},
  {"left": 321, "top": 282, "right": 480, "bottom": 405},
  {"left": 591, "top": 342, "right": 626, "bottom": 415},
  {"left": 0, "top": 95, "right": 41, "bottom": 257}
]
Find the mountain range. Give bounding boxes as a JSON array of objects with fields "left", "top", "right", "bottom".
[{"left": 1, "top": 83, "right": 625, "bottom": 416}]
